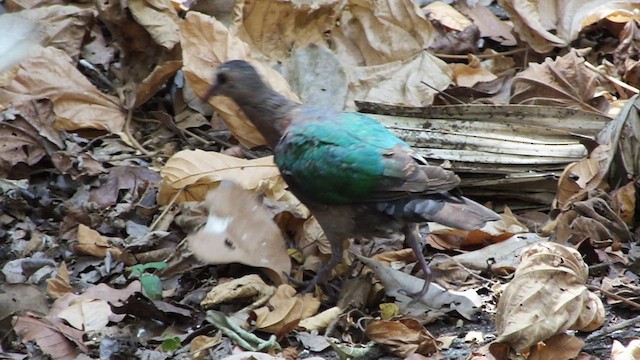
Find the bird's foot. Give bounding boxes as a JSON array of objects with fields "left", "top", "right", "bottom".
[
  {"left": 398, "top": 278, "right": 431, "bottom": 304},
  {"left": 402, "top": 223, "right": 433, "bottom": 304}
]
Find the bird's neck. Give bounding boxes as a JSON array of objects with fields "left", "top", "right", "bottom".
[{"left": 234, "top": 88, "right": 297, "bottom": 150}]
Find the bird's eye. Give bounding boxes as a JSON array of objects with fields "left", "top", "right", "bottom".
[{"left": 217, "top": 73, "right": 227, "bottom": 85}]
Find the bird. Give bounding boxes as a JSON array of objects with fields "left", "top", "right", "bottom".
[{"left": 205, "top": 60, "right": 501, "bottom": 300}]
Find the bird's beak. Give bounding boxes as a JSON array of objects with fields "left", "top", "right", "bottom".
[{"left": 204, "top": 84, "right": 219, "bottom": 101}]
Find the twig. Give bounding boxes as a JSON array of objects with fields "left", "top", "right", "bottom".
[
  {"left": 583, "top": 61, "right": 639, "bottom": 95},
  {"left": 122, "top": 92, "right": 153, "bottom": 157},
  {"left": 150, "top": 187, "right": 183, "bottom": 232},
  {"left": 586, "top": 284, "right": 640, "bottom": 310},
  {"left": 78, "top": 59, "right": 116, "bottom": 91},
  {"left": 420, "top": 81, "right": 465, "bottom": 105},
  {"left": 585, "top": 313, "right": 640, "bottom": 341},
  {"left": 432, "top": 47, "right": 528, "bottom": 60}
]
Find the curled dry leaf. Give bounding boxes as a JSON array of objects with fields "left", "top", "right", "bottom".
[
  {"left": 157, "top": 150, "right": 281, "bottom": 204},
  {"left": 366, "top": 318, "right": 439, "bottom": 357},
  {"left": 200, "top": 274, "right": 275, "bottom": 309},
  {"left": 495, "top": 242, "right": 605, "bottom": 353},
  {"left": 348, "top": 51, "right": 452, "bottom": 107},
  {"left": 0, "top": 46, "right": 126, "bottom": 134},
  {"left": 180, "top": 12, "right": 299, "bottom": 147},
  {"left": 332, "top": 0, "right": 435, "bottom": 66},
  {"left": 498, "top": 0, "right": 640, "bottom": 53},
  {"left": 186, "top": 181, "right": 291, "bottom": 283},
  {"left": 611, "top": 339, "right": 640, "bottom": 360},
  {"left": 297, "top": 306, "right": 341, "bottom": 331},
  {"left": 57, "top": 298, "right": 112, "bottom": 332},
  {"left": 46, "top": 262, "right": 74, "bottom": 300},
  {"left": 251, "top": 284, "right": 320, "bottom": 334},
  {"left": 128, "top": 0, "right": 180, "bottom": 50},
  {"left": 511, "top": 49, "right": 611, "bottom": 114},
  {"left": 434, "top": 233, "right": 548, "bottom": 278},
  {"left": 0, "top": 100, "right": 61, "bottom": 177},
  {"left": 239, "top": 0, "right": 333, "bottom": 62},
  {"left": 526, "top": 333, "right": 585, "bottom": 360},
  {"left": 74, "top": 224, "right": 123, "bottom": 259},
  {"left": 14, "top": 312, "right": 86, "bottom": 360}
]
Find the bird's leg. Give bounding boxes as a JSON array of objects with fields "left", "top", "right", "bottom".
[
  {"left": 402, "top": 223, "right": 433, "bottom": 301},
  {"left": 303, "top": 239, "right": 344, "bottom": 293},
  {"left": 288, "top": 236, "right": 344, "bottom": 293}
]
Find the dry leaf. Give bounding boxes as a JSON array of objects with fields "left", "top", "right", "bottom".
[
  {"left": 423, "top": 2, "right": 473, "bottom": 32},
  {"left": 13, "top": 313, "right": 85, "bottom": 360},
  {"left": 0, "top": 100, "right": 61, "bottom": 177},
  {"left": 158, "top": 150, "right": 281, "bottom": 204},
  {"left": 0, "top": 284, "right": 48, "bottom": 321},
  {"left": 252, "top": 284, "right": 320, "bottom": 334},
  {"left": 239, "top": 0, "right": 333, "bottom": 62},
  {"left": 450, "top": 62, "right": 498, "bottom": 88},
  {"left": 298, "top": 306, "right": 341, "bottom": 331},
  {"left": 366, "top": 318, "right": 439, "bottom": 357},
  {"left": 611, "top": 339, "right": 640, "bottom": 360},
  {"left": 498, "top": 0, "right": 640, "bottom": 53},
  {"left": 74, "top": 224, "right": 123, "bottom": 259},
  {"left": 610, "top": 181, "right": 636, "bottom": 225},
  {"left": 511, "top": 49, "right": 611, "bottom": 114},
  {"left": 186, "top": 181, "right": 291, "bottom": 283},
  {"left": 347, "top": 51, "right": 453, "bottom": 107},
  {"left": 0, "top": 46, "right": 126, "bottom": 133},
  {"left": 495, "top": 242, "right": 605, "bottom": 353},
  {"left": 46, "top": 262, "right": 74, "bottom": 299},
  {"left": 1, "top": 5, "right": 95, "bottom": 61},
  {"left": 56, "top": 298, "right": 112, "bottom": 331},
  {"left": 527, "top": 333, "right": 584, "bottom": 360},
  {"left": 128, "top": 0, "right": 180, "bottom": 50},
  {"left": 200, "top": 274, "right": 275, "bottom": 309}
]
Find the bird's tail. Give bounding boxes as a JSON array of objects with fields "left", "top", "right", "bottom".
[{"left": 378, "top": 193, "right": 501, "bottom": 230}]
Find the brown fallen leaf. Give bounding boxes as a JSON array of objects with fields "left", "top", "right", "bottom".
[
  {"left": 128, "top": 0, "right": 180, "bottom": 50},
  {"left": 494, "top": 242, "right": 605, "bottom": 353},
  {"left": 186, "top": 181, "right": 291, "bottom": 283},
  {"left": 46, "top": 262, "right": 74, "bottom": 300},
  {"left": 13, "top": 312, "right": 86, "bottom": 360},
  {"left": 298, "top": 306, "right": 341, "bottom": 331},
  {"left": 74, "top": 224, "right": 123, "bottom": 259},
  {"left": 88, "top": 165, "right": 161, "bottom": 209},
  {"left": 252, "top": 284, "right": 320, "bottom": 334},
  {"left": 0, "top": 100, "right": 61, "bottom": 177},
  {"left": 200, "top": 274, "right": 275, "bottom": 309},
  {"left": 366, "top": 318, "right": 439, "bottom": 357},
  {"left": 56, "top": 298, "right": 112, "bottom": 332},
  {"left": 527, "top": 333, "right": 584, "bottom": 360},
  {"left": 498, "top": 0, "right": 639, "bottom": 53},
  {"left": 158, "top": 150, "right": 281, "bottom": 204},
  {"left": 611, "top": 339, "right": 640, "bottom": 360},
  {"left": 610, "top": 181, "right": 636, "bottom": 225},
  {"left": 511, "top": 49, "right": 612, "bottom": 114},
  {"left": 0, "top": 46, "right": 126, "bottom": 134}
]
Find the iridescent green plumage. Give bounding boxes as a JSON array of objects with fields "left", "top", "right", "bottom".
[{"left": 275, "top": 111, "right": 411, "bottom": 204}]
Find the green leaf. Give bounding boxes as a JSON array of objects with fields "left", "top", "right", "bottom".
[
  {"left": 128, "top": 261, "right": 168, "bottom": 279},
  {"left": 161, "top": 336, "right": 181, "bottom": 352},
  {"left": 140, "top": 273, "right": 163, "bottom": 300}
]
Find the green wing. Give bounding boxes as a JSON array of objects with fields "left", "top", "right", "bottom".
[{"left": 275, "top": 111, "right": 455, "bottom": 204}]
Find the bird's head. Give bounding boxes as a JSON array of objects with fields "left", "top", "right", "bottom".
[{"left": 205, "top": 60, "right": 266, "bottom": 101}]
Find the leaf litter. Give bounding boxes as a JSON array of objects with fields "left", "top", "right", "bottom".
[{"left": 1, "top": 0, "right": 640, "bottom": 359}]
